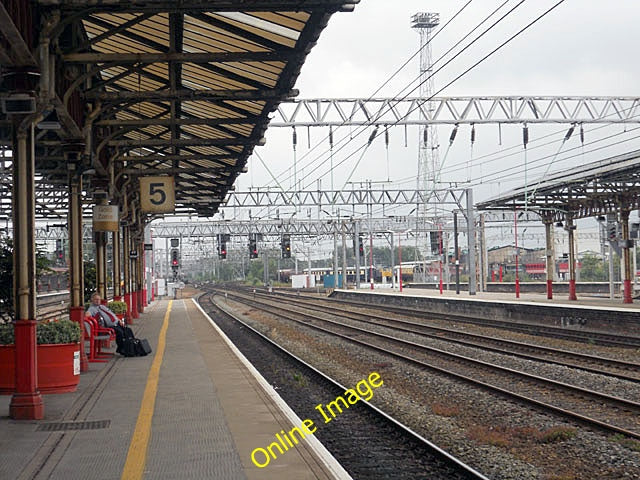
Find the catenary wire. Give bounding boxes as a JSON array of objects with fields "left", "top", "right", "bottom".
[
  {"left": 294, "top": 0, "right": 566, "bottom": 196},
  {"left": 266, "top": 0, "right": 523, "bottom": 191}
]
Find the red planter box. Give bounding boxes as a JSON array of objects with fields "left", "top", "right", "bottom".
[{"left": 0, "top": 343, "right": 81, "bottom": 394}]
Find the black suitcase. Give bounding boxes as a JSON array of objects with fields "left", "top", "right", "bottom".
[
  {"left": 136, "top": 338, "right": 152, "bottom": 356},
  {"left": 121, "top": 337, "right": 138, "bottom": 357}
]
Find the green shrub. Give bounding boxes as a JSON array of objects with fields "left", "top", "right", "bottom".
[
  {"left": 0, "top": 320, "right": 81, "bottom": 345},
  {"left": 107, "top": 301, "right": 127, "bottom": 315}
]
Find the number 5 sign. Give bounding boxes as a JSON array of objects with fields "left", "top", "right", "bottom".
[{"left": 140, "top": 176, "right": 175, "bottom": 213}]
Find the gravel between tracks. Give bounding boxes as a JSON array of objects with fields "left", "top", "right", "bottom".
[{"left": 217, "top": 293, "right": 640, "bottom": 480}]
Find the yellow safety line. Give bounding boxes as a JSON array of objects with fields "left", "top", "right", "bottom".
[{"left": 121, "top": 300, "right": 173, "bottom": 480}]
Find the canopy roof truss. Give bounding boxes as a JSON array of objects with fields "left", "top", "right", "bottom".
[
  {"left": 476, "top": 150, "right": 640, "bottom": 221},
  {"left": 0, "top": 1, "right": 359, "bottom": 220}
]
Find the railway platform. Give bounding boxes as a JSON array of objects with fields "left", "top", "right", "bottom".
[
  {"left": 333, "top": 287, "right": 640, "bottom": 337},
  {"left": 370, "top": 285, "right": 640, "bottom": 309},
  {"left": 0, "top": 293, "right": 350, "bottom": 480}
]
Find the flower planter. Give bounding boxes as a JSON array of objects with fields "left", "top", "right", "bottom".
[{"left": 0, "top": 343, "right": 80, "bottom": 394}]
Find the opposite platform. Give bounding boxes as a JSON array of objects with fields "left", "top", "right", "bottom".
[
  {"left": 333, "top": 287, "right": 640, "bottom": 337},
  {"left": 0, "top": 296, "right": 350, "bottom": 480}
]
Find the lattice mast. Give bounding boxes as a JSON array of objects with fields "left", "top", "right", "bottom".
[{"left": 411, "top": 12, "right": 440, "bottom": 217}]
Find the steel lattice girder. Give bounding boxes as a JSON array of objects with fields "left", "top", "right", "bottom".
[{"left": 270, "top": 96, "right": 640, "bottom": 126}]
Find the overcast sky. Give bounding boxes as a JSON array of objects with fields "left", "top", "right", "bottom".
[{"left": 228, "top": 0, "right": 640, "bottom": 251}]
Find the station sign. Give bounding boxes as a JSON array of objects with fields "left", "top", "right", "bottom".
[
  {"left": 129, "top": 250, "right": 138, "bottom": 259},
  {"left": 144, "top": 243, "right": 153, "bottom": 251},
  {"left": 140, "top": 176, "right": 175, "bottom": 213},
  {"left": 92, "top": 205, "right": 119, "bottom": 232}
]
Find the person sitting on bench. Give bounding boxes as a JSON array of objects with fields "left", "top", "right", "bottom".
[{"left": 87, "top": 292, "right": 126, "bottom": 353}]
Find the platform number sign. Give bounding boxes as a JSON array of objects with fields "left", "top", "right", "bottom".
[{"left": 140, "top": 176, "right": 175, "bottom": 213}]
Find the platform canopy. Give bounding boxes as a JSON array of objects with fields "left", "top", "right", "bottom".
[
  {"left": 0, "top": 0, "right": 359, "bottom": 219},
  {"left": 476, "top": 150, "right": 640, "bottom": 221}
]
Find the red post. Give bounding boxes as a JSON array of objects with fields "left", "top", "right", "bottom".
[
  {"left": 499, "top": 265, "right": 503, "bottom": 282},
  {"left": 546, "top": 280, "right": 553, "bottom": 300},
  {"left": 624, "top": 279, "right": 632, "bottom": 304},
  {"left": 491, "top": 270, "right": 495, "bottom": 282},
  {"left": 569, "top": 279, "right": 577, "bottom": 301},
  {"left": 10, "top": 321, "right": 44, "bottom": 420},
  {"left": 131, "top": 291, "right": 139, "bottom": 319}
]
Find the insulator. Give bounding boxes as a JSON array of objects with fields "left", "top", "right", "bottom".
[
  {"left": 564, "top": 125, "right": 575, "bottom": 142},
  {"left": 423, "top": 127, "right": 428, "bottom": 147},
  {"left": 329, "top": 126, "right": 333, "bottom": 147},
  {"left": 449, "top": 124, "right": 458, "bottom": 146},
  {"left": 292, "top": 127, "right": 297, "bottom": 146},
  {"left": 384, "top": 126, "right": 389, "bottom": 147},
  {"left": 367, "top": 126, "right": 378, "bottom": 145},
  {"left": 471, "top": 124, "right": 476, "bottom": 144},
  {"left": 522, "top": 124, "right": 529, "bottom": 147},
  {"left": 580, "top": 124, "right": 584, "bottom": 145}
]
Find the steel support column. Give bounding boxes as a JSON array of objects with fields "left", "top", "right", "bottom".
[
  {"left": 10, "top": 124, "right": 44, "bottom": 420},
  {"left": 68, "top": 172, "right": 88, "bottom": 372},
  {"left": 123, "top": 226, "right": 133, "bottom": 322},
  {"left": 621, "top": 209, "right": 633, "bottom": 304},
  {"left": 466, "top": 189, "right": 477, "bottom": 295},
  {"left": 567, "top": 216, "right": 577, "bottom": 301},
  {"left": 113, "top": 229, "right": 121, "bottom": 301},
  {"left": 130, "top": 230, "right": 139, "bottom": 319},
  {"left": 544, "top": 218, "right": 554, "bottom": 299},
  {"left": 341, "top": 222, "right": 347, "bottom": 289},
  {"left": 95, "top": 230, "right": 106, "bottom": 302},
  {"left": 138, "top": 240, "right": 145, "bottom": 312}
]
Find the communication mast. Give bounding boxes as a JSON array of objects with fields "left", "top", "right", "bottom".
[{"left": 411, "top": 12, "right": 440, "bottom": 217}]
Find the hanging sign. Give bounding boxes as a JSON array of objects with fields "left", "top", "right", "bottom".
[
  {"left": 92, "top": 205, "right": 119, "bottom": 232},
  {"left": 140, "top": 176, "right": 175, "bottom": 213}
]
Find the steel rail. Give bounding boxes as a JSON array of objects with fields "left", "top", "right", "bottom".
[
  {"left": 255, "top": 289, "right": 640, "bottom": 383},
  {"left": 198, "top": 291, "right": 489, "bottom": 480},
  {"left": 219, "top": 287, "right": 640, "bottom": 441}
]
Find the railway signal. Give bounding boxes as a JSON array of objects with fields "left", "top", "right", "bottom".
[
  {"left": 217, "top": 234, "right": 228, "bottom": 259},
  {"left": 249, "top": 235, "right": 258, "bottom": 259},
  {"left": 281, "top": 234, "right": 291, "bottom": 259},
  {"left": 171, "top": 249, "right": 179, "bottom": 267}
]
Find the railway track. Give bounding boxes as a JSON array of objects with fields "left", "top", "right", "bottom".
[
  {"left": 249, "top": 288, "right": 640, "bottom": 383},
  {"left": 269, "top": 287, "right": 640, "bottom": 348},
  {"left": 197, "top": 291, "right": 489, "bottom": 480},
  {"left": 216, "top": 287, "right": 640, "bottom": 442}
]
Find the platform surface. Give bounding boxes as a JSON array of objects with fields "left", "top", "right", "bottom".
[
  {"left": 0, "top": 296, "right": 350, "bottom": 480},
  {"left": 351, "top": 285, "right": 640, "bottom": 311}
]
